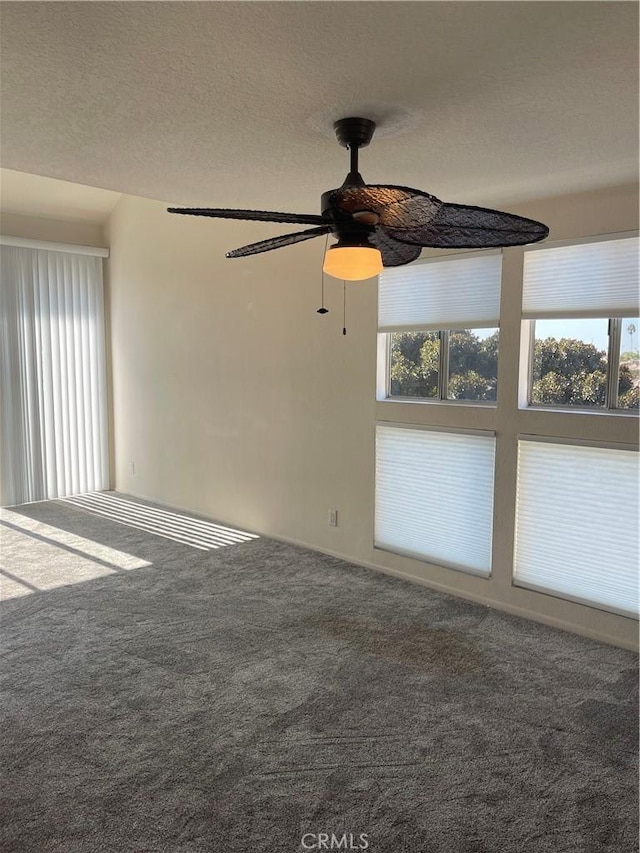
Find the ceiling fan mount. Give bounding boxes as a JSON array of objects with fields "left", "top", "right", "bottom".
[
  {"left": 167, "top": 114, "right": 549, "bottom": 279},
  {"left": 333, "top": 116, "right": 376, "bottom": 150}
]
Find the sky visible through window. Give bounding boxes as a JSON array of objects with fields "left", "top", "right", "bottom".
[
  {"left": 476, "top": 321, "right": 637, "bottom": 352},
  {"left": 534, "top": 318, "right": 639, "bottom": 353}
]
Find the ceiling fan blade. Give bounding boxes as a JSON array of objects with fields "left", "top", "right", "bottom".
[
  {"left": 384, "top": 202, "right": 549, "bottom": 248},
  {"left": 371, "top": 227, "right": 422, "bottom": 267},
  {"left": 330, "top": 184, "right": 442, "bottom": 229},
  {"left": 167, "top": 207, "right": 328, "bottom": 226},
  {"left": 226, "top": 226, "right": 333, "bottom": 258}
]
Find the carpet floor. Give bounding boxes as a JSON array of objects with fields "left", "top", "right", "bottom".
[{"left": 0, "top": 493, "right": 637, "bottom": 853}]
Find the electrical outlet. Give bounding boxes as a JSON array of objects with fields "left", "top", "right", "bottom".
[
  {"left": 129, "top": 461, "right": 135, "bottom": 475},
  {"left": 328, "top": 508, "right": 338, "bottom": 527}
]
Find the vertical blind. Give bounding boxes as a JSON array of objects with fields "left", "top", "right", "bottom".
[
  {"left": 0, "top": 245, "right": 109, "bottom": 506},
  {"left": 378, "top": 251, "right": 502, "bottom": 332},
  {"left": 522, "top": 234, "right": 640, "bottom": 319},
  {"left": 514, "top": 439, "right": 639, "bottom": 617},
  {"left": 375, "top": 424, "right": 496, "bottom": 576}
]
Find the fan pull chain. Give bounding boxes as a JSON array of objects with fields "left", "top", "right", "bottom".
[
  {"left": 342, "top": 281, "right": 347, "bottom": 336},
  {"left": 316, "top": 234, "right": 330, "bottom": 315}
]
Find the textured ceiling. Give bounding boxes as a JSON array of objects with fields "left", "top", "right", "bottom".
[{"left": 1, "top": 1, "right": 638, "bottom": 217}]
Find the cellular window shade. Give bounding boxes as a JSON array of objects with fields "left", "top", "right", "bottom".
[
  {"left": 378, "top": 251, "right": 502, "bottom": 332},
  {"left": 522, "top": 235, "right": 640, "bottom": 319},
  {"left": 375, "top": 425, "right": 496, "bottom": 575},
  {"left": 514, "top": 440, "right": 639, "bottom": 617},
  {"left": 0, "top": 245, "right": 109, "bottom": 506}
]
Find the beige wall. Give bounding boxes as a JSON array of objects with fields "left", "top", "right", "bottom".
[
  {"left": 106, "top": 184, "right": 639, "bottom": 650},
  {"left": 0, "top": 210, "right": 105, "bottom": 247}
]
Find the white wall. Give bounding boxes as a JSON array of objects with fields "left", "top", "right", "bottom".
[{"left": 106, "top": 184, "right": 639, "bottom": 650}]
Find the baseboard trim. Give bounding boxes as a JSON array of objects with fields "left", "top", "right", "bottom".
[
  {"left": 262, "top": 534, "right": 639, "bottom": 653},
  {"left": 109, "top": 488, "right": 638, "bottom": 653}
]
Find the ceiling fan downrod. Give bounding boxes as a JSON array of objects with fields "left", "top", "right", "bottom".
[{"left": 334, "top": 117, "right": 376, "bottom": 188}]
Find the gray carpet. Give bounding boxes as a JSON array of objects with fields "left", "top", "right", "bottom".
[{"left": 0, "top": 494, "right": 637, "bottom": 853}]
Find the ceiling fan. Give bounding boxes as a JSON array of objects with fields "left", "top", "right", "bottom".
[{"left": 168, "top": 117, "right": 549, "bottom": 281}]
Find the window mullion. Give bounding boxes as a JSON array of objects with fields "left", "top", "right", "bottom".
[
  {"left": 527, "top": 320, "right": 536, "bottom": 405},
  {"left": 607, "top": 318, "right": 621, "bottom": 410},
  {"left": 440, "top": 331, "right": 449, "bottom": 400},
  {"left": 385, "top": 333, "right": 392, "bottom": 399}
]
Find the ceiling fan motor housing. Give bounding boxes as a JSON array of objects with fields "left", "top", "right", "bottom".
[{"left": 321, "top": 189, "right": 376, "bottom": 246}]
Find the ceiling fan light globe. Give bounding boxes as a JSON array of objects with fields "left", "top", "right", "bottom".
[{"left": 322, "top": 246, "right": 383, "bottom": 281}]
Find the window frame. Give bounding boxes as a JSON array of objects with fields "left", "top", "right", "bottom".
[
  {"left": 521, "top": 231, "right": 639, "bottom": 415},
  {"left": 522, "top": 316, "right": 638, "bottom": 414},
  {"left": 378, "top": 328, "right": 499, "bottom": 406}
]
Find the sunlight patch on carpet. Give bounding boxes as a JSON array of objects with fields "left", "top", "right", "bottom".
[
  {"left": 0, "top": 507, "right": 151, "bottom": 599},
  {"left": 61, "top": 492, "right": 259, "bottom": 551}
]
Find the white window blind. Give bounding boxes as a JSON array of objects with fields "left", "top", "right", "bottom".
[
  {"left": 378, "top": 251, "right": 502, "bottom": 332},
  {"left": 0, "top": 245, "right": 109, "bottom": 506},
  {"left": 375, "top": 424, "right": 496, "bottom": 575},
  {"left": 514, "top": 439, "right": 639, "bottom": 617},
  {"left": 522, "top": 234, "right": 640, "bottom": 319}
]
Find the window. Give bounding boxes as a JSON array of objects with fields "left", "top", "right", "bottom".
[
  {"left": 379, "top": 252, "right": 502, "bottom": 403},
  {"left": 375, "top": 424, "right": 496, "bottom": 576},
  {"left": 373, "top": 227, "right": 638, "bottom": 644},
  {"left": 522, "top": 235, "right": 639, "bottom": 411},
  {"left": 514, "top": 438, "right": 639, "bottom": 618},
  {"left": 389, "top": 331, "right": 439, "bottom": 399},
  {"left": 0, "top": 245, "right": 109, "bottom": 506},
  {"left": 389, "top": 328, "right": 499, "bottom": 401}
]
